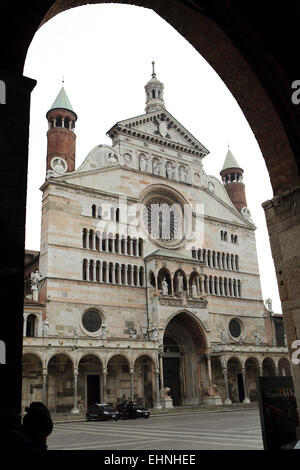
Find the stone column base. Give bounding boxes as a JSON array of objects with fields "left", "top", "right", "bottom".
[
  {"left": 161, "top": 398, "right": 174, "bottom": 408},
  {"left": 71, "top": 408, "right": 80, "bottom": 414},
  {"left": 154, "top": 403, "right": 163, "bottom": 409},
  {"left": 243, "top": 398, "right": 251, "bottom": 404},
  {"left": 202, "top": 396, "right": 223, "bottom": 406},
  {"left": 224, "top": 398, "right": 232, "bottom": 405}
]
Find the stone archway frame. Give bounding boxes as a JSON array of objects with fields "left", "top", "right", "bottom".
[
  {"left": 2, "top": 0, "right": 300, "bottom": 430},
  {"left": 163, "top": 309, "right": 210, "bottom": 351}
]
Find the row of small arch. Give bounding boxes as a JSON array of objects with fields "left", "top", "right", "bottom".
[
  {"left": 82, "top": 230, "right": 144, "bottom": 257},
  {"left": 22, "top": 351, "right": 157, "bottom": 372},
  {"left": 22, "top": 350, "right": 291, "bottom": 374},
  {"left": 150, "top": 267, "right": 242, "bottom": 297},
  {"left": 48, "top": 116, "right": 75, "bottom": 131},
  {"left": 82, "top": 259, "right": 145, "bottom": 287},
  {"left": 191, "top": 248, "right": 239, "bottom": 271}
]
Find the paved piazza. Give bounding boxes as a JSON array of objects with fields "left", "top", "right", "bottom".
[{"left": 47, "top": 409, "right": 263, "bottom": 450}]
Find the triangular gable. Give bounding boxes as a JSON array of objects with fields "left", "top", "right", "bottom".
[{"left": 107, "top": 109, "right": 209, "bottom": 158}]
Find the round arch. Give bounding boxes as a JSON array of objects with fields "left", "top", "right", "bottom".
[
  {"left": 2, "top": 0, "right": 300, "bottom": 427},
  {"left": 47, "top": 353, "right": 74, "bottom": 413},
  {"left": 22, "top": 353, "right": 44, "bottom": 411},
  {"left": 162, "top": 310, "right": 208, "bottom": 406}
]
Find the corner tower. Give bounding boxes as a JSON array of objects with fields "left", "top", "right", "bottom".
[
  {"left": 46, "top": 86, "right": 77, "bottom": 174},
  {"left": 220, "top": 148, "right": 247, "bottom": 212}
]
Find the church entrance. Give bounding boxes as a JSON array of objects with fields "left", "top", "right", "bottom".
[
  {"left": 162, "top": 311, "right": 207, "bottom": 406},
  {"left": 87, "top": 375, "right": 100, "bottom": 407},
  {"left": 163, "top": 356, "right": 181, "bottom": 406}
]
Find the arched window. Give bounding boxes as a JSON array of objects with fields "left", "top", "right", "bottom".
[
  {"left": 95, "top": 231, "right": 100, "bottom": 251},
  {"left": 235, "top": 255, "right": 239, "bottom": 271},
  {"left": 192, "top": 247, "right": 196, "bottom": 259},
  {"left": 116, "top": 208, "right": 120, "bottom": 222},
  {"left": 109, "top": 263, "right": 113, "bottom": 283},
  {"left": 115, "top": 264, "right": 120, "bottom": 284},
  {"left": 132, "top": 238, "right": 137, "bottom": 256},
  {"left": 108, "top": 233, "right": 113, "bottom": 253},
  {"left": 224, "top": 278, "right": 228, "bottom": 296},
  {"left": 209, "top": 276, "right": 213, "bottom": 294},
  {"left": 139, "top": 267, "right": 144, "bottom": 287},
  {"left": 102, "top": 261, "right": 107, "bottom": 283},
  {"left": 82, "top": 259, "right": 87, "bottom": 280},
  {"left": 26, "top": 314, "right": 36, "bottom": 337},
  {"left": 96, "top": 261, "right": 100, "bottom": 282},
  {"left": 89, "top": 230, "right": 94, "bottom": 249},
  {"left": 121, "top": 264, "right": 126, "bottom": 285},
  {"left": 89, "top": 260, "right": 94, "bottom": 281},
  {"left": 219, "top": 277, "right": 223, "bottom": 295},
  {"left": 152, "top": 90, "right": 155, "bottom": 98},
  {"left": 82, "top": 229, "right": 87, "bottom": 248},
  {"left": 138, "top": 238, "right": 143, "bottom": 257},
  {"left": 92, "top": 205, "right": 96, "bottom": 218},
  {"left": 56, "top": 116, "right": 62, "bottom": 127},
  {"left": 238, "top": 280, "right": 242, "bottom": 297},
  {"left": 133, "top": 266, "right": 138, "bottom": 286},
  {"left": 207, "top": 250, "right": 211, "bottom": 267}
]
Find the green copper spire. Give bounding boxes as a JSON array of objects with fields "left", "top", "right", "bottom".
[
  {"left": 221, "top": 148, "right": 243, "bottom": 171},
  {"left": 49, "top": 86, "right": 75, "bottom": 114}
]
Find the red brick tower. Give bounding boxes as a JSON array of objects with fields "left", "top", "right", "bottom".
[
  {"left": 46, "top": 86, "right": 77, "bottom": 175},
  {"left": 220, "top": 149, "right": 247, "bottom": 212}
]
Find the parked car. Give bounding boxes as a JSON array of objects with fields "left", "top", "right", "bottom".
[
  {"left": 86, "top": 403, "right": 119, "bottom": 421},
  {"left": 115, "top": 401, "right": 150, "bottom": 419}
]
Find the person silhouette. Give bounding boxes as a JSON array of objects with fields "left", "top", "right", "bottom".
[{"left": 4, "top": 402, "right": 53, "bottom": 453}]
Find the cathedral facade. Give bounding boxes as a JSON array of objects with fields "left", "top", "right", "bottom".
[{"left": 23, "top": 65, "right": 290, "bottom": 414}]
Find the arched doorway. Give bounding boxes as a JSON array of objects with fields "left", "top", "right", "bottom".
[
  {"left": 162, "top": 311, "right": 207, "bottom": 406},
  {"left": 278, "top": 358, "right": 291, "bottom": 377},
  {"left": 245, "top": 357, "right": 260, "bottom": 402},
  {"left": 134, "top": 355, "right": 155, "bottom": 408},
  {"left": 47, "top": 353, "right": 74, "bottom": 413},
  {"left": 78, "top": 354, "right": 103, "bottom": 410},
  {"left": 262, "top": 357, "right": 276, "bottom": 377},
  {"left": 107, "top": 354, "right": 130, "bottom": 407},
  {"left": 227, "top": 357, "right": 244, "bottom": 403},
  {"left": 22, "top": 353, "right": 43, "bottom": 411}
]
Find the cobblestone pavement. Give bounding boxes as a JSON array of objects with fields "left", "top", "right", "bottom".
[{"left": 47, "top": 409, "right": 263, "bottom": 450}]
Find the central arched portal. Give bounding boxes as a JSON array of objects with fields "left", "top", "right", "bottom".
[{"left": 162, "top": 311, "right": 207, "bottom": 406}]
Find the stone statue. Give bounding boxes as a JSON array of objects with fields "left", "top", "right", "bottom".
[
  {"left": 129, "top": 328, "right": 134, "bottom": 340},
  {"left": 265, "top": 298, "right": 273, "bottom": 312},
  {"left": 152, "top": 327, "right": 159, "bottom": 341},
  {"left": 140, "top": 156, "right": 147, "bottom": 172},
  {"left": 162, "top": 387, "right": 172, "bottom": 400},
  {"left": 254, "top": 333, "right": 261, "bottom": 345},
  {"left": 73, "top": 327, "right": 78, "bottom": 339},
  {"left": 177, "top": 273, "right": 183, "bottom": 293},
  {"left": 161, "top": 277, "right": 168, "bottom": 296},
  {"left": 221, "top": 328, "right": 227, "bottom": 344},
  {"left": 42, "top": 318, "right": 49, "bottom": 338},
  {"left": 153, "top": 160, "right": 160, "bottom": 175},
  {"left": 102, "top": 326, "right": 107, "bottom": 340},
  {"left": 31, "top": 269, "right": 43, "bottom": 290},
  {"left": 191, "top": 282, "right": 198, "bottom": 298},
  {"left": 166, "top": 163, "right": 173, "bottom": 179}
]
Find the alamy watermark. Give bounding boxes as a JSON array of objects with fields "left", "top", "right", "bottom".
[
  {"left": 0, "top": 340, "right": 6, "bottom": 364},
  {"left": 0, "top": 80, "right": 6, "bottom": 104},
  {"left": 93, "top": 196, "right": 205, "bottom": 251},
  {"left": 291, "top": 80, "right": 300, "bottom": 105},
  {"left": 291, "top": 340, "right": 300, "bottom": 365}
]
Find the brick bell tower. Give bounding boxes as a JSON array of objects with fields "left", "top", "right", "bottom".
[
  {"left": 46, "top": 85, "right": 77, "bottom": 175},
  {"left": 220, "top": 148, "right": 247, "bottom": 212}
]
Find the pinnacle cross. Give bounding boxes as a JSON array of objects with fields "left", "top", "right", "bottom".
[{"left": 152, "top": 61, "right": 156, "bottom": 78}]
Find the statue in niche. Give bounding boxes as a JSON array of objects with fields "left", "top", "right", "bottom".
[
  {"left": 221, "top": 329, "right": 227, "bottom": 344},
  {"left": 153, "top": 160, "right": 160, "bottom": 175},
  {"left": 161, "top": 277, "right": 169, "bottom": 296},
  {"left": 42, "top": 318, "right": 49, "bottom": 338},
  {"left": 129, "top": 328, "right": 134, "bottom": 340},
  {"left": 140, "top": 156, "right": 147, "bottom": 172},
  {"left": 191, "top": 282, "right": 198, "bottom": 298},
  {"left": 73, "top": 327, "right": 78, "bottom": 339},
  {"left": 177, "top": 273, "right": 184, "bottom": 294},
  {"left": 166, "top": 163, "right": 173, "bottom": 179},
  {"left": 102, "top": 325, "right": 107, "bottom": 340}
]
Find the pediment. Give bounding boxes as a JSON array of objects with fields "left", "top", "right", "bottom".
[{"left": 107, "top": 109, "right": 209, "bottom": 158}]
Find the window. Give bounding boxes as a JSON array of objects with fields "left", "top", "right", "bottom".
[
  {"left": 82, "top": 310, "right": 102, "bottom": 333},
  {"left": 229, "top": 319, "right": 242, "bottom": 338},
  {"left": 26, "top": 314, "right": 36, "bottom": 337}
]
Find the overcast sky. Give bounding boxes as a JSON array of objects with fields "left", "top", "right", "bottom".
[{"left": 23, "top": 4, "right": 281, "bottom": 312}]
